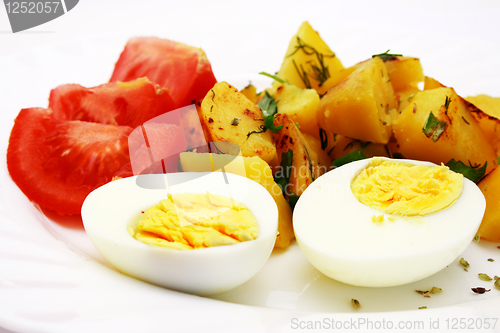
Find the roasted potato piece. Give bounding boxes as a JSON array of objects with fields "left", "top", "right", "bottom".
[
  {"left": 465, "top": 94, "right": 500, "bottom": 155},
  {"left": 199, "top": 82, "right": 277, "bottom": 164},
  {"left": 267, "top": 81, "right": 320, "bottom": 139},
  {"left": 383, "top": 56, "right": 424, "bottom": 92},
  {"left": 179, "top": 152, "right": 294, "bottom": 248},
  {"left": 477, "top": 165, "right": 500, "bottom": 242},
  {"left": 317, "top": 57, "right": 397, "bottom": 144},
  {"left": 273, "top": 113, "right": 313, "bottom": 197},
  {"left": 240, "top": 83, "right": 259, "bottom": 104},
  {"left": 393, "top": 87, "right": 498, "bottom": 174},
  {"left": 423, "top": 76, "right": 446, "bottom": 90},
  {"left": 277, "top": 21, "right": 344, "bottom": 94},
  {"left": 302, "top": 133, "right": 332, "bottom": 178}
]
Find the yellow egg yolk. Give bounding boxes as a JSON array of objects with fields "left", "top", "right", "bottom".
[
  {"left": 128, "top": 192, "right": 259, "bottom": 250},
  {"left": 351, "top": 158, "right": 463, "bottom": 216}
]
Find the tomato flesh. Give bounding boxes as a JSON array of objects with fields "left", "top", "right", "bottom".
[
  {"left": 49, "top": 77, "right": 176, "bottom": 128},
  {"left": 110, "top": 37, "right": 217, "bottom": 108},
  {"left": 7, "top": 108, "right": 132, "bottom": 215}
]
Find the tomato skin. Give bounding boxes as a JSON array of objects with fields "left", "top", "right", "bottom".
[
  {"left": 7, "top": 108, "right": 132, "bottom": 215},
  {"left": 110, "top": 37, "right": 217, "bottom": 108},
  {"left": 49, "top": 77, "right": 176, "bottom": 128}
]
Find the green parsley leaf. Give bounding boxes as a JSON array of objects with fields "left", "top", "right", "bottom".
[
  {"left": 445, "top": 159, "right": 487, "bottom": 183},
  {"left": 332, "top": 150, "right": 367, "bottom": 168},
  {"left": 257, "top": 91, "right": 282, "bottom": 133},
  {"left": 422, "top": 111, "right": 448, "bottom": 142}
]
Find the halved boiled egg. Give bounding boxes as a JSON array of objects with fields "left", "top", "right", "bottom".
[
  {"left": 82, "top": 172, "right": 278, "bottom": 295},
  {"left": 293, "top": 157, "right": 486, "bottom": 287}
]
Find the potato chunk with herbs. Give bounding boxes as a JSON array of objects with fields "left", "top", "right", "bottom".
[
  {"left": 267, "top": 81, "right": 320, "bottom": 139},
  {"left": 317, "top": 57, "right": 397, "bottom": 144},
  {"left": 393, "top": 87, "right": 497, "bottom": 175},
  {"left": 199, "top": 82, "right": 277, "bottom": 164},
  {"left": 276, "top": 21, "right": 344, "bottom": 95},
  {"left": 273, "top": 113, "right": 314, "bottom": 197}
]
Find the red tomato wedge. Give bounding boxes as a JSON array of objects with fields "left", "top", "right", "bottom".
[
  {"left": 49, "top": 77, "right": 176, "bottom": 128},
  {"left": 110, "top": 37, "right": 217, "bottom": 108},
  {"left": 7, "top": 108, "right": 132, "bottom": 215}
]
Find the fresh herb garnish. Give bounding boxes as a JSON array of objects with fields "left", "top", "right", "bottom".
[
  {"left": 415, "top": 287, "right": 442, "bottom": 298},
  {"left": 479, "top": 273, "right": 492, "bottom": 281},
  {"left": 408, "top": 94, "right": 415, "bottom": 102},
  {"left": 459, "top": 258, "right": 470, "bottom": 272},
  {"left": 422, "top": 111, "right": 448, "bottom": 142},
  {"left": 444, "top": 95, "right": 452, "bottom": 113},
  {"left": 319, "top": 128, "right": 328, "bottom": 150},
  {"left": 332, "top": 150, "right": 367, "bottom": 168},
  {"left": 372, "top": 50, "right": 402, "bottom": 62},
  {"left": 445, "top": 159, "right": 487, "bottom": 183},
  {"left": 418, "top": 306, "right": 427, "bottom": 310},
  {"left": 288, "top": 36, "right": 335, "bottom": 87},
  {"left": 231, "top": 117, "right": 241, "bottom": 126},
  {"left": 292, "top": 60, "right": 312, "bottom": 89},
  {"left": 211, "top": 89, "right": 215, "bottom": 102},
  {"left": 488, "top": 258, "right": 494, "bottom": 262},
  {"left": 274, "top": 150, "right": 293, "bottom": 194},
  {"left": 258, "top": 91, "right": 282, "bottom": 133},
  {"left": 246, "top": 125, "right": 267, "bottom": 139},
  {"left": 462, "top": 116, "right": 470, "bottom": 125},
  {"left": 474, "top": 234, "right": 481, "bottom": 243},
  {"left": 495, "top": 277, "right": 500, "bottom": 289},
  {"left": 259, "top": 72, "right": 288, "bottom": 84},
  {"left": 351, "top": 299, "right": 361, "bottom": 309},
  {"left": 471, "top": 287, "right": 490, "bottom": 294}
]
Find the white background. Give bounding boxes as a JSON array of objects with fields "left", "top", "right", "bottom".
[{"left": 1, "top": 1, "right": 500, "bottom": 332}]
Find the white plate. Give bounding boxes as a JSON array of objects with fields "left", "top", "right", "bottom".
[{"left": 0, "top": 24, "right": 500, "bottom": 333}]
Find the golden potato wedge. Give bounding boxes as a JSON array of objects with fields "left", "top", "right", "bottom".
[
  {"left": 393, "top": 87, "right": 497, "bottom": 174},
  {"left": 277, "top": 21, "right": 344, "bottom": 94},
  {"left": 199, "top": 82, "right": 277, "bottom": 164},
  {"left": 465, "top": 94, "right": 500, "bottom": 155},
  {"left": 383, "top": 56, "right": 424, "bottom": 92},
  {"left": 267, "top": 81, "right": 320, "bottom": 139},
  {"left": 273, "top": 113, "right": 313, "bottom": 197},
  {"left": 317, "top": 57, "right": 397, "bottom": 144}
]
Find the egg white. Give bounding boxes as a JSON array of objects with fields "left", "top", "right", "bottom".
[
  {"left": 293, "top": 157, "right": 486, "bottom": 287},
  {"left": 82, "top": 172, "right": 278, "bottom": 295}
]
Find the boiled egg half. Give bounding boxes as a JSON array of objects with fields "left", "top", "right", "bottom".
[
  {"left": 293, "top": 157, "right": 486, "bottom": 287},
  {"left": 82, "top": 172, "right": 278, "bottom": 295}
]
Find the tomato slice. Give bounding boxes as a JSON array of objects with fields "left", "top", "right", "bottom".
[
  {"left": 7, "top": 108, "right": 132, "bottom": 215},
  {"left": 49, "top": 77, "right": 176, "bottom": 128},
  {"left": 110, "top": 37, "right": 217, "bottom": 108}
]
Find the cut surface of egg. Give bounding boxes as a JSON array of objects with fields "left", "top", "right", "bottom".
[
  {"left": 82, "top": 172, "right": 278, "bottom": 295},
  {"left": 293, "top": 157, "right": 486, "bottom": 287}
]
